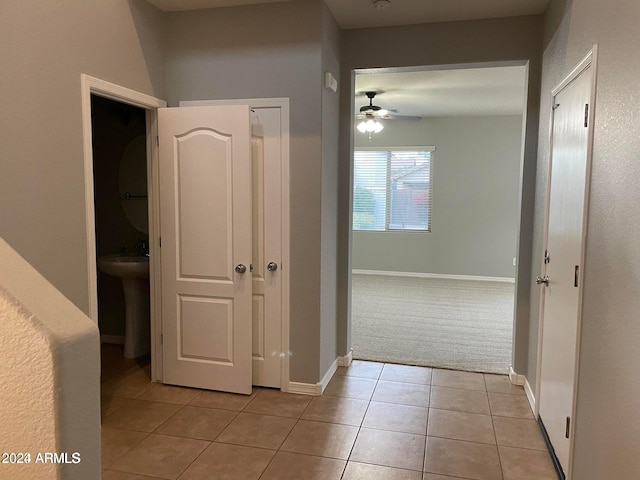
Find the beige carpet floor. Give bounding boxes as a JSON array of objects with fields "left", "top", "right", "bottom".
[{"left": 351, "top": 274, "right": 515, "bottom": 374}]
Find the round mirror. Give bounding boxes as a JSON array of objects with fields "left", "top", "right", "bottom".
[{"left": 119, "top": 135, "right": 148, "bottom": 234}]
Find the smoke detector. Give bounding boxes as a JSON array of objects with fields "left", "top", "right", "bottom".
[{"left": 373, "top": 0, "right": 391, "bottom": 10}]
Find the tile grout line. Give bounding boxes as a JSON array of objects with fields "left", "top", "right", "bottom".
[
  {"left": 339, "top": 362, "right": 381, "bottom": 479},
  {"left": 255, "top": 382, "right": 359, "bottom": 480},
  {"left": 344, "top": 369, "right": 374, "bottom": 479},
  {"left": 325, "top": 362, "right": 367, "bottom": 477},
  {"left": 100, "top": 429, "right": 151, "bottom": 472},
  {"left": 424, "top": 366, "right": 434, "bottom": 475},
  {"left": 223, "top": 388, "right": 291, "bottom": 480},
  {"left": 148, "top": 398, "right": 220, "bottom": 480},
  {"left": 348, "top": 363, "right": 430, "bottom": 476},
  {"left": 485, "top": 373, "right": 507, "bottom": 480}
]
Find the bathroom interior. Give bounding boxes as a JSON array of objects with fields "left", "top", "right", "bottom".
[{"left": 91, "top": 95, "right": 151, "bottom": 383}]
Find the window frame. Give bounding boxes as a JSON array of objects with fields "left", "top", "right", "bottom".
[{"left": 353, "top": 146, "right": 435, "bottom": 233}]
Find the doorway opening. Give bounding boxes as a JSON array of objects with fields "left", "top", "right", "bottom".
[
  {"left": 90, "top": 95, "right": 151, "bottom": 382},
  {"left": 350, "top": 63, "right": 529, "bottom": 374},
  {"left": 81, "top": 74, "right": 167, "bottom": 385}
]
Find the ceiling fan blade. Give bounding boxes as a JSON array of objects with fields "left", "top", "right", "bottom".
[{"left": 381, "top": 114, "right": 422, "bottom": 121}]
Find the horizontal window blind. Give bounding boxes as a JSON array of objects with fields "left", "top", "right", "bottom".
[{"left": 353, "top": 147, "right": 434, "bottom": 232}]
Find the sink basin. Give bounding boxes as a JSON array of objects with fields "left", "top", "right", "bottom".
[
  {"left": 97, "top": 255, "right": 149, "bottom": 279},
  {"left": 97, "top": 254, "right": 150, "bottom": 359}
]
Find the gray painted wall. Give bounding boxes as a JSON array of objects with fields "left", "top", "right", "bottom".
[
  {"left": 352, "top": 116, "right": 523, "bottom": 279},
  {"left": 531, "top": 0, "right": 640, "bottom": 477},
  {"left": 338, "top": 16, "right": 543, "bottom": 372},
  {"left": 0, "top": 0, "right": 165, "bottom": 312},
  {"left": 319, "top": 4, "right": 342, "bottom": 376},
  {"left": 164, "top": 0, "right": 327, "bottom": 383}
]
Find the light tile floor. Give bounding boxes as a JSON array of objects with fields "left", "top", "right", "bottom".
[{"left": 101, "top": 360, "right": 558, "bottom": 480}]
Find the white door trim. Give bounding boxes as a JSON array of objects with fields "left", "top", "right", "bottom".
[
  {"left": 80, "top": 75, "right": 166, "bottom": 381},
  {"left": 180, "top": 97, "right": 291, "bottom": 391},
  {"left": 534, "top": 45, "right": 598, "bottom": 480}
]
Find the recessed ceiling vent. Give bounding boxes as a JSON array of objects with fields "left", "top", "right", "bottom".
[{"left": 373, "top": 0, "right": 391, "bottom": 10}]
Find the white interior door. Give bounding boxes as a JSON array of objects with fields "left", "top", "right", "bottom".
[
  {"left": 158, "top": 105, "right": 252, "bottom": 394},
  {"left": 250, "top": 107, "right": 283, "bottom": 387},
  {"left": 180, "top": 99, "right": 287, "bottom": 389},
  {"left": 539, "top": 62, "right": 593, "bottom": 473}
]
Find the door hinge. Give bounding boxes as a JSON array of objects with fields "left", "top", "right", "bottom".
[
  {"left": 159, "top": 236, "right": 162, "bottom": 247},
  {"left": 544, "top": 250, "right": 551, "bottom": 264},
  {"left": 574, "top": 265, "right": 579, "bottom": 287},
  {"left": 565, "top": 416, "right": 571, "bottom": 438},
  {"left": 160, "top": 333, "right": 163, "bottom": 345},
  {"left": 584, "top": 104, "right": 589, "bottom": 127},
  {"left": 156, "top": 135, "right": 159, "bottom": 147}
]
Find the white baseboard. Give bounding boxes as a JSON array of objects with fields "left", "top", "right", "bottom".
[
  {"left": 509, "top": 366, "right": 536, "bottom": 416},
  {"left": 509, "top": 365, "right": 525, "bottom": 386},
  {"left": 101, "top": 335, "right": 125, "bottom": 345},
  {"left": 352, "top": 269, "right": 515, "bottom": 283},
  {"left": 524, "top": 376, "right": 536, "bottom": 416},
  {"left": 287, "top": 355, "right": 342, "bottom": 396},
  {"left": 320, "top": 358, "right": 338, "bottom": 392},
  {"left": 287, "top": 381, "right": 322, "bottom": 396},
  {"left": 338, "top": 350, "right": 353, "bottom": 367}
]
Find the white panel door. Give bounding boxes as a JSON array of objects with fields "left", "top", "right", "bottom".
[
  {"left": 250, "top": 107, "right": 283, "bottom": 387},
  {"left": 158, "top": 105, "right": 252, "bottom": 394},
  {"left": 180, "top": 99, "right": 287, "bottom": 389},
  {"left": 539, "top": 63, "right": 593, "bottom": 473}
]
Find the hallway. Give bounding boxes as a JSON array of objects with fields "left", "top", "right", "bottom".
[{"left": 101, "top": 359, "right": 556, "bottom": 479}]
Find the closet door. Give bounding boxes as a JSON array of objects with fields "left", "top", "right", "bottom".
[
  {"left": 250, "top": 106, "right": 283, "bottom": 387},
  {"left": 538, "top": 57, "right": 595, "bottom": 474},
  {"left": 181, "top": 99, "right": 287, "bottom": 389},
  {"left": 158, "top": 105, "right": 252, "bottom": 394}
]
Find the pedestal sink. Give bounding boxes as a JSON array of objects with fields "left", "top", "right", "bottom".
[{"left": 97, "top": 255, "right": 150, "bottom": 359}]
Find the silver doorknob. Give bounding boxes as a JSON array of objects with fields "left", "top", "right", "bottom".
[
  {"left": 536, "top": 275, "right": 549, "bottom": 286},
  {"left": 267, "top": 262, "right": 278, "bottom": 272},
  {"left": 235, "top": 264, "right": 247, "bottom": 274}
]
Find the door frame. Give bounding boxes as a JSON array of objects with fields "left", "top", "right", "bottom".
[
  {"left": 80, "top": 75, "right": 166, "bottom": 381},
  {"left": 180, "top": 97, "right": 291, "bottom": 391},
  {"left": 347, "top": 60, "right": 530, "bottom": 373},
  {"left": 534, "top": 45, "right": 598, "bottom": 479}
]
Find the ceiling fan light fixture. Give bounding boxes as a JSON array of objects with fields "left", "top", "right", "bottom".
[
  {"left": 373, "top": 0, "right": 391, "bottom": 10},
  {"left": 357, "top": 118, "right": 384, "bottom": 133}
]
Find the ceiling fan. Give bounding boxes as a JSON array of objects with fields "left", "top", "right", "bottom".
[{"left": 356, "top": 91, "right": 422, "bottom": 132}]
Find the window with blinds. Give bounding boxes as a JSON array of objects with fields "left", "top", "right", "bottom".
[{"left": 353, "top": 147, "right": 434, "bottom": 232}]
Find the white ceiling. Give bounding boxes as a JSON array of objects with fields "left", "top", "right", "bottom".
[
  {"left": 146, "top": 0, "right": 293, "bottom": 12},
  {"left": 355, "top": 65, "right": 528, "bottom": 118},
  {"left": 146, "top": 0, "right": 549, "bottom": 28},
  {"left": 326, "top": 0, "right": 549, "bottom": 29}
]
